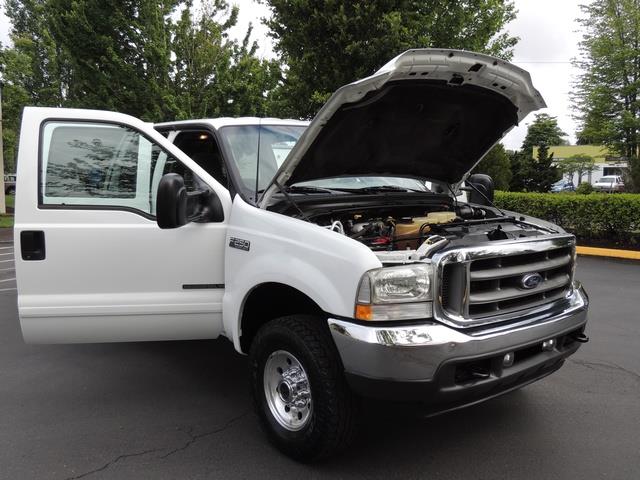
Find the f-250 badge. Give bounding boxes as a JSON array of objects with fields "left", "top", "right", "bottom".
[{"left": 229, "top": 237, "right": 250, "bottom": 251}]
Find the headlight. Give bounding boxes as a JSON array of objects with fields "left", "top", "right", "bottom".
[{"left": 355, "top": 264, "right": 434, "bottom": 321}]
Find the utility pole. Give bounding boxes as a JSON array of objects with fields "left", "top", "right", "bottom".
[{"left": 0, "top": 84, "right": 5, "bottom": 215}]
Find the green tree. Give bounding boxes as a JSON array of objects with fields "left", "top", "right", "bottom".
[
  {"left": 508, "top": 150, "right": 530, "bottom": 191},
  {"left": 170, "top": 3, "right": 282, "bottom": 119},
  {"left": 262, "top": 0, "right": 518, "bottom": 117},
  {"left": 1, "top": 0, "right": 281, "bottom": 168},
  {"left": 220, "top": 29, "right": 283, "bottom": 118},
  {"left": 557, "top": 154, "right": 596, "bottom": 184},
  {"left": 0, "top": 0, "right": 68, "bottom": 171},
  {"left": 5, "top": 0, "right": 67, "bottom": 106},
  {"left": 530, "top": 145, "right": 561, "bottom": 192},
  {"left": 0, "top": 39, "right": 31, "bottom": 172},
  {"left": 508, "top": 114, "right": 565, "bottom": 192},
  {"left": 47, "top": 0, "right": 180, "bottom": 121},
  {"left": 573, "top": 0, "right": 640, "bottom": 191},
  {"left": 521, "top": 113, "right": 568, "bottom": 155},
  {"left": 471, "top": 144, "right": 512, "bottom": 190}
]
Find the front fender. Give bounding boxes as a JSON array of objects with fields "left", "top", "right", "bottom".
[{"left": 223, "top": 196, "right": 381, "bottom": 352}]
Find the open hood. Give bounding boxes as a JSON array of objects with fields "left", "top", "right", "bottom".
[{"left": 260, "top": 49, "right": 546, "bottom": 207}]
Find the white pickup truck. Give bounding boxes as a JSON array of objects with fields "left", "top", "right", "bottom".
[{"left": 14, "top": 49, "right": 589, "bottom": 461}]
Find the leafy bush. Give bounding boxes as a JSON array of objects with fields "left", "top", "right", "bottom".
[
  {"left": 494, "top": 191, "right": 640, "bottom": 241},
  {"left": 575, "top": 182, "right": 594, "bottom": 194}
]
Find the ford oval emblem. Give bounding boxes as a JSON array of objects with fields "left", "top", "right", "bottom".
[{"left": 521, "top": 272, "right": 543, "bottom": 289}]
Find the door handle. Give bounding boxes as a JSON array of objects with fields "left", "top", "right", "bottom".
[{"left": 21, "top": 231, "right": 46, "bottom": 261}]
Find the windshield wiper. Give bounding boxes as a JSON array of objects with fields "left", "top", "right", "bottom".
[
  {"left": 284, "top": 185, "right": 344, "bottom": 194},
  {"left": 348, "top": 185, "right": 428, "bottom": 194}
]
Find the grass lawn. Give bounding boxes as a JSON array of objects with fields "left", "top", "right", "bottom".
[
  {"left": 1, "top": 194, "right": 15, "bottom": 228},
  {"left": 0, "top": 216, "right": 13, "bottom": 228}
]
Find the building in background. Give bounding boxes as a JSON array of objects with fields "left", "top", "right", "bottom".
[{"left": 533, "top": 145, "right": 628, "bottom": 185}]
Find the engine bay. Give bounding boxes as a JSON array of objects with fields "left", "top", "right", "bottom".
[
  {"left": 310, "top": 203, "right": 555, "bottom": 257},
  {"left": 268, "top": 191, "right": 560, "bottom": 262}
]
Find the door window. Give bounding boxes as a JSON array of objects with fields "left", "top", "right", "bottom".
[{"left": 40, "top": 121, "right": 200, "bottom": 217}]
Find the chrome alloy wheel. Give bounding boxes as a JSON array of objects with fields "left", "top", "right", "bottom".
[{"left": 263, "top": 350, "right": 313, "bottom": 431}]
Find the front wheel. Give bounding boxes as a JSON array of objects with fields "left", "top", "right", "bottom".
[{"left": 249, "top": 315, "right": 359, "bottom": 461}]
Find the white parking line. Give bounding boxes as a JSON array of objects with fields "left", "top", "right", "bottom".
[
  {"left": 0, "top": 278, "right": 16, "bottom": 283},
  {"left": 0, "top": 287, "right": 16, "bottom": 292},
  {"left": 0, "top": 267, "right": 15, "bottom": 272},
  {"left": 0, "top": 246, "right": 13, "bottom": 250},
  {"left": 0, "top": 259, "right": 14, "bottom": 263},
  {"left": 0, "top": 253, "right": 14, "bottom": 257}
]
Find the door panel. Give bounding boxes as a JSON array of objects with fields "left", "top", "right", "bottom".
[{"left": 15, "top": 108, "right": 232, "bottom": 343}]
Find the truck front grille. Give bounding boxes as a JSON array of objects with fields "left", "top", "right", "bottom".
[{"left": 439, "top": 238, "right": 575, "bottom": 324}]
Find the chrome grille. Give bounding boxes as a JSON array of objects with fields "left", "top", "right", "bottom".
[{"left": 438, "top": 236, "right": 575, "bottom": 325}]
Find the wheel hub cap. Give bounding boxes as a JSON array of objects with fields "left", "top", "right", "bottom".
[{"left": 264, "top": 351, "right": 313, "bottom": 431}]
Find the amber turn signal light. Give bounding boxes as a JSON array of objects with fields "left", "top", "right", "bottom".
[{"left": 355, "top": 304, "right": 373, "bottom": 321}]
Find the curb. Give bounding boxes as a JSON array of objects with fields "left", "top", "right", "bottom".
[{"left": 576, "top": 246, "right": 640, "bottom": 260}]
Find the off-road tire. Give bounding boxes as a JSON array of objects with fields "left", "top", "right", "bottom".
[{"left": 249, "top": 315, "right": 359, "bottom": 462}]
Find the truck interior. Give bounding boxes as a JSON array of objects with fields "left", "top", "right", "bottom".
[{"left": 173, "top": 131, "right": 229, "bottom": 189}]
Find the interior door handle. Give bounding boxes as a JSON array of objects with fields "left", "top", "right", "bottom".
[{"left": 21, "top": 231, "right": 46, "bottom": 261}]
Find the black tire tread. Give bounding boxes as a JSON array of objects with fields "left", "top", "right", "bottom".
[{"left": 249, "top": 315, "right": 359, "bottom": 461}]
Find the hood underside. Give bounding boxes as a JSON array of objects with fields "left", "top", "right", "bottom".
[
  {"left": 260, "top": 49, "right": 546, "bottom": 207},
  {"left": 286, "top": 80, "right": 517, "bottom": 186}
]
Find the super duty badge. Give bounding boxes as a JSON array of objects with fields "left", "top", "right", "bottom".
[{"left": 229, "top": 237, "right": 250, "bottom": 251}]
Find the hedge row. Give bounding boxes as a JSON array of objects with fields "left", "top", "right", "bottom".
[{"left": 494, "top": 192, "right": 640, "bottom": 240}]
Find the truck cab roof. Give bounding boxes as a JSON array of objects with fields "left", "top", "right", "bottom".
[{"left": 154, "top": 117, "right": 310, "bottom": 130}]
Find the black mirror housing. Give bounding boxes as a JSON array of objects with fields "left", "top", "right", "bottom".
[
  {"left": 157, "top": 173, "right": 188, "bottom": 229},
  {"left": 156, "top": 173, "right": 224, "bottom": 229},
  {"left": 466, "top": 173, "right": 495, "bottom": 206},
  {"left": 197, "top": 189, "right": 224, "bottom": 223}
]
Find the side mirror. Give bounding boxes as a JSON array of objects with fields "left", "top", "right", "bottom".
[
  {"left": 156, "top": 173, "right": 225, "bottom": 229},
  {"left": 466, "top": 174, "right": 495, "bottom": 206},
  {"left": 157, "top": 173, "right": 188, "bottom": 229}
]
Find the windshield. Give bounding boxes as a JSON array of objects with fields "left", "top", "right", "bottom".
[
  {"left": 599, "top": 176, "right": 618, "bottom": 182},
  {"left": 218, "top": 124, "right": 306, "bottom": 197},
  {"left": 217, "top": 124, "right": 431, "bottom": 198},
  {"left": 293, "top": 176, "right": 430, "bottom": 192}
]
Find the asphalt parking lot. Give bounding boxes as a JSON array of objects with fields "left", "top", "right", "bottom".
[{"left": 1, "top": 239, "right": 639, "bottom": 479}]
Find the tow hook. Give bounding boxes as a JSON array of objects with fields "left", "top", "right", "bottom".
[{"left": 572, "top": 332, "right": 590, "bottom": 343}]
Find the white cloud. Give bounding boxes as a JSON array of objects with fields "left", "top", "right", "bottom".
[
  {"left": 229, "top": 0, "right": 274, "bottom": 58},
  {"left": 0, "top": 4, "right": 10, "bottom": 46},
  {"left": 501, "top": 0, "right": 586, "bottom": 150}
]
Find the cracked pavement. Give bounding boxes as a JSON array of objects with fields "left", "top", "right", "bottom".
[
  {"left": 61, "top": 412, "right": 251, "bottom": 480},
  {"left": 0, "top": 253, "right": 639, "bottom": 479}
]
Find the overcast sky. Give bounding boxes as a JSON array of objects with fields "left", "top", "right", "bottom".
[{"left": 1, "top": 0, "right": 586, "bottom": 151}]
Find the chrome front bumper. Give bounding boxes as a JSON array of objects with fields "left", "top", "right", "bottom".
[{"left": 329, "top": 285, "right": 588, "bottom": 403}]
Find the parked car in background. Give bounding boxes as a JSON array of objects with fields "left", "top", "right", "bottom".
[
  {"left": 4, "top": 174, "right": 16, "bottom": 194},
  {"left": 593, "top": 175, "right": 624, "bottom": 192},
  {"left": 550, "top": 179, "right": 575, "bottom": 193}
]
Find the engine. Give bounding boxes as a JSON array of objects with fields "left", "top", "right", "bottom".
[
  {"left": 317, "top": 205, "right": 551, "bottom": 254},
  {"left": 322, "top": 211, "right": 457, "bottom": 251}
]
